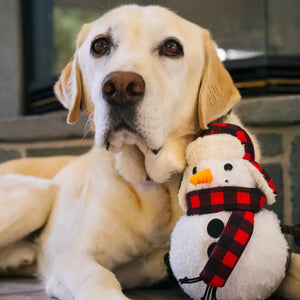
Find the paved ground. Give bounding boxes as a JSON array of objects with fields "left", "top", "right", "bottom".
[
  {"left": 0, "top": 278, "right": 192, "bottom": 300},
  {"left": 0, "top": 277, "right": 286, "bottom": 300}
]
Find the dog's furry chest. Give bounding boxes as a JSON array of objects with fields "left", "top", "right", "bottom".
[{"left": 38, "top": 151, "right": 182, "bottom": 280}]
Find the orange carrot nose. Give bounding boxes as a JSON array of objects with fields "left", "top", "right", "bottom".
[{"left": 189, "top": 169, "right": 213, "bottom": 185}]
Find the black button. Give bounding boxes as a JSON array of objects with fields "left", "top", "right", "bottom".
[
  {"left": 207, "top": 242, "right": 217, "bottom": 257},
  {"left": 207, "top": 218, "right": 224, "bottom": 238},
  {"left": 224, "top": 163, "right": 233, "bottom": 171}
]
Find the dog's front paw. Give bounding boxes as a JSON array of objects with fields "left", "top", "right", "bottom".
[
  {"left": 46, "top": 276, "right": 74, "bottom": 300},
  {"left": 145, "top": 147, "right": 186, "bottom": 183}
]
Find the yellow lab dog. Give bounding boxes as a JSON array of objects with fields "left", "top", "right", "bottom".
[{"left": 0, "top": 5, "right": 299, "bottom": 300}]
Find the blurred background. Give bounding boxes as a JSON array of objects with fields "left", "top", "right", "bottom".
[{"left": 0, "top": 0, "right": 299, "bottom": 117}]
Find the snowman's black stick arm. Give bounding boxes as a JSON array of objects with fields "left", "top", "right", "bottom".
[{"left": 179, "top": 276, "right": 203, "bottom": 284}]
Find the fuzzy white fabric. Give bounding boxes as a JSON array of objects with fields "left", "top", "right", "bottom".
[
  {"left": 171, "top": 133, "right": 288, "bottom": 300},
  {"left": 170, "top": 210, "right": 288, "bottom": 300},
  {"left": 186, "top": 134, "right": 245, "bottom": 165}
]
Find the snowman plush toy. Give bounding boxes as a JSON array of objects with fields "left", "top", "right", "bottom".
[{"left": 169, "top": 123, "right": 289, "bottom": 300}]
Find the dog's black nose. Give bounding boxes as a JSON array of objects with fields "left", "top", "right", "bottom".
[{"left": 102, "top": 71, "right": 145, "bottom": 105}]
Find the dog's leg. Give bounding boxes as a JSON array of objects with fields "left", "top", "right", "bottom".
[
  {"left": 276, "top": 252, "right": 300, "bottom": 300},
  {"left": 46, "top": 251, "right": 131, "bottom": 300},
  {"left": 0, "top": 174, "right": 57, "bottom": 247}
]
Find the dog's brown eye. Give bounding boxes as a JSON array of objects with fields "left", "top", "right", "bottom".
[
  {"left": 91, "top": 37, "right": 111, "bottom": 56},
  {"left": 160, "top": 39, "right": 183, "bottom": 57}
]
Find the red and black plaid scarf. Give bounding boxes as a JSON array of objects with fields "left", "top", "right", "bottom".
[{"left": 186, "top": 186, "right": 266, "bottom": 287}]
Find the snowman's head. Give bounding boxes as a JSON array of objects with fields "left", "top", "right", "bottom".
[
  {"left": 178, "top": 125, "right": 277, "bottom": 212},
  {"left": 184, "top": 158, "right": 256, "bottom": 192}
]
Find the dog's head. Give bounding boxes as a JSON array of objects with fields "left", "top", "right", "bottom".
[{"left": 55, "top": 5, "right": 240, "bottom": 184}]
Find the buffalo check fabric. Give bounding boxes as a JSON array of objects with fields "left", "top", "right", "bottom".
[
  {"left": 251, "top": 161, "right": 277, "bottom": 195},
  {"left": 186, "top": 187, "right": 266, "bottom": 216},
  {"left": 186, "top": 186, "right": 266, "bottom": 287}
]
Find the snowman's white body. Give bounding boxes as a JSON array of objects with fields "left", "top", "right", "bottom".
[
  {"left": 170, "top": 210, "right": 288, "bottom": 300},
  {"left": 170, "top": 155, "right": 289, "bottom": 300}
]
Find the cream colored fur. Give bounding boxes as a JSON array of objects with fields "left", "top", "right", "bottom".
[
  {"left": 0, "top": 5, "right": 298, "bottom": 300},
  {"left": 0, "top": 156, "right": 75, "bottom": 179}
]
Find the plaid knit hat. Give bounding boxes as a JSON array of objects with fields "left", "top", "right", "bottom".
[
  {"left": 187, "top": 123, "right": 277, "bottom": 205},
  {"left": 199, "top": 123, "right": 255, "bottom": 161}
]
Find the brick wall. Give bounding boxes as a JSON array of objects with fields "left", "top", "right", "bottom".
[
  {"left": 0, "top": 95, "right": 299, "bottom": 252},
  {"left": 0, "top": 139, "right": 92, "bottom": 162},
  {"left": 235, "top": 95, "right": 300, "bottom": 253},
  {"left": 0, "top": 113, "right": 93, "bottom": 162}
]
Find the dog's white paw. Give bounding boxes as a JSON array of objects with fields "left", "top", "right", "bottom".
[
  {"left": 0, "top": 240, "right": 37, "bottom": 270},
  {"left": 145, "top": 148, "right": 185, "bottom": 183},
  {"left": 46, "top": 276, "right": 74, "bottom": 300}
]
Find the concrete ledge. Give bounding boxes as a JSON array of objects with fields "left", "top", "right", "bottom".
[
  {"left": 234, "top": 95, "right": 300, "bottom": 126},
  {"left": 0, "top": 112, "right": 91, "bottom": 142},
  {"left": 0, "top": 278, "right": 282, "bottom": 300},
  {"left": 0, "top": 95, "right": 299, "bottom": 142}
]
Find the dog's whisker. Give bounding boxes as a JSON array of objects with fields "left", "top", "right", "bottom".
[
  {"left": 95, "top": 0, "right": 110, "bottom": 13},
  {"left": 82, "top": 110, "right": 95, "bottom": 140}
]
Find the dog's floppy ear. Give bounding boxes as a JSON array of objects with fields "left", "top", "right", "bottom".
[
  {"left": 54, "top": 58, "right": 82, "bottom": 124},
  {"left": 198, "top": 30, "right": 241, "bottom": 129},
  {"left": 54, "top": 23, "right": 91, "bottom": 124}
]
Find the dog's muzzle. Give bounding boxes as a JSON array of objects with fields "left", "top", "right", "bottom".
[
  {"left": 101, "top": 71, "right": 145, "bottom": 132},
  {"left": 101, "top": 71, "right": 161, "bottom": 155}
]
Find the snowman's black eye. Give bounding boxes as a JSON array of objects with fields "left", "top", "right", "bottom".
[
  {"left": 224, "top": 163, "right": 233, "bottom": 171},
  {"left": 192, "top": 166, "right": 197, "bottom": 175}
]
